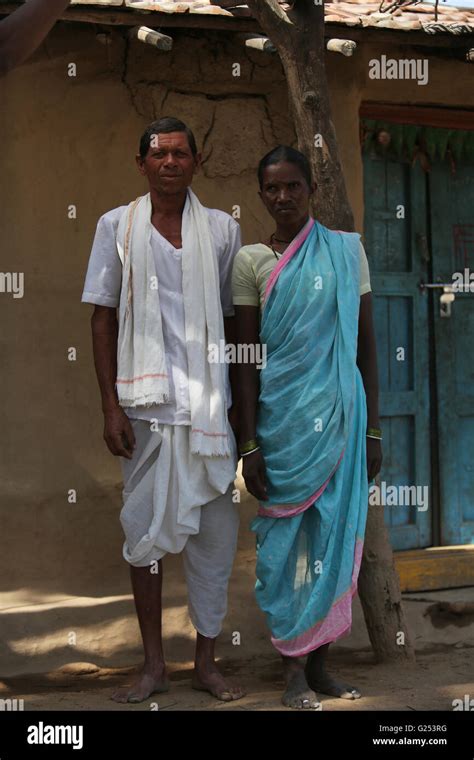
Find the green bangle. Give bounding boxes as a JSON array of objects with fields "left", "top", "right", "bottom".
[
  {"left": 240, "top": 447, "right": 260, "bottom": 458},
  {"left": 367, "top": 427, "right": 382, "bottom": 438},
  {"left": 239, "top": 438, "right": 259, "bottom": 455}
]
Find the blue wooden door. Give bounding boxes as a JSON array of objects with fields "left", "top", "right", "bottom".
[
  {"left": 363, "top": 151, "right": 432, "bottom": 550},
  {"left": 429, "top": 159, "right": 474, "bottom": 545}
]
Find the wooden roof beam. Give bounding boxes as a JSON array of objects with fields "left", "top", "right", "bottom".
[
  {"left": 235, "top": 32, "right": 276, "bottom": 53},
  {"left": 327, "top": 38, "right": 357, "bottom": 56},
  {"left": 130, "top": 25, "right": 173, "bottom": 50}
]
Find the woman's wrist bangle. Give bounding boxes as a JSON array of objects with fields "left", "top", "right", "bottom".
[
  {"left": 367, "top": 426, "right": 382, "bottom": 438},
  {"left": 367, "top": 434, "right": 382, "bottom": 441},
  {"left": 240, "top": 447, "right": 260, "bottom": 458},
  {"left": 239, "top": 438, "right": 259, "bottom": 455}
]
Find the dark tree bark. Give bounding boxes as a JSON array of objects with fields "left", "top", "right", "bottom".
[
  {"left": 358, "top": 478, "right": 416, "bottom": 662},
  {"left": 246, "top": 0, "right": 353, "bottom": 230},
  {"left": 246, "top": 0, "right": 415, "bottom": 662}
]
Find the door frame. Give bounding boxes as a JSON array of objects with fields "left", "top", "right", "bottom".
[
  {"left": 360, "top": 101, "right": 474, "bottom": 591},
  {"left": 360, "top": 103, "right": 474, "bottom": 130}
]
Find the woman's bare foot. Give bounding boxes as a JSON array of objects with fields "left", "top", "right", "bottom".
[
  {"left": 282, "top": 657, "right": 320, "bottom": 709},
  {"left": 306, "top": 670, "right": 361, "bottom": 699},
  {"left": 305, "top": 647, "right": 361, "bottom": 700},
  {"left": 111, "top": 664, "right": 169, "bottom": 704},
  {"left": 192, "top": 663, "right": 245, "bottom": 702}
]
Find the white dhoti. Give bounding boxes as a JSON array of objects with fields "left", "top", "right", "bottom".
[{"left": 119, "top": 419, "right": 239, "bottom": 637}]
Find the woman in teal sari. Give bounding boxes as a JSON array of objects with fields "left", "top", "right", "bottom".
[{"left": 232, "top": 146, "right": 382, "bottom": 709}]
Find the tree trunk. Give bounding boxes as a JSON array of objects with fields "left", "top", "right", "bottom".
[
  {"left": 358, "top": 478, "right": 416, "bottom": 662},
  {"left": 246, "top": 0, "right": 353, "bottom": 230},
  {"left": 247, "top": 0, "right": 415, "bottom": 662}
]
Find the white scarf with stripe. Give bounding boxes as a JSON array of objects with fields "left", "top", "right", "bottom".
[{"left": 115, "top": 190, "right": 231, "bottom": 457}]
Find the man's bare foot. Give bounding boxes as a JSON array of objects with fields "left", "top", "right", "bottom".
[
  {"left": 111, "top": 664, "right": 169, "bottom": 704},
  {"left": 192, "top": 663, "right": 245, "bottom": 702},
  {"left": 282, "top": 658, "right": 321, "bottom": 710}
]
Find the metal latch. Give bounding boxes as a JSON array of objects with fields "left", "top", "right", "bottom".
[{"left": 418, "top": 282, "right": 457, "bottom": 318}]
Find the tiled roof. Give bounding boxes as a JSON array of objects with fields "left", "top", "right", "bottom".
[
  {"left": 324, "top": 0, "right": 474, "bottom": 34},
  {"left": 60, "top": 0, "right": 474, "bottom": 35}
]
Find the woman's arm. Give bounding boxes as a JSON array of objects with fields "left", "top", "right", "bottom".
[
  {"left": 0, "top": 0, "right": 70, "bottom": 76},
  {"left": 234, "top": 304, "right": 268, "bottom": 500},
  {"left": 357, "top": 292, "right": 383, "bottom": 481}
]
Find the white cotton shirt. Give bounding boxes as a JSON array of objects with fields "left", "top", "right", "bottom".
[{"left": 81, "top": 202, "right": 241, "bottom": 425}]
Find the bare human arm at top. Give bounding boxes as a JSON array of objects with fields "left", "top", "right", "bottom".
[
  {"left": 0, "top": 0, "right": 70, "bottom": 77},
  {"left": 90, "top": 305, "right": 136, "bottom": 460},
  {"left": 357, "top": 292, "right": 383, "bottom": 481},
  {"left": 234, "top": 305, "right": 268, "bottom": 501}
]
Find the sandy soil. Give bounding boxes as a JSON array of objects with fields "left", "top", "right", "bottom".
[
  {"left": 1, "top": 646, "right": 472, "bottom": 712},
  {"left": 3, "top": 479, "right": 473, "bottom": 713}
]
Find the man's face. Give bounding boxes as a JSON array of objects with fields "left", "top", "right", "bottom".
[
  {"left": 259, "top": 161, "right": 315, "bottom": 225},
  {"left": 136, "top": 131, "right": 200, "bottom": 195}
]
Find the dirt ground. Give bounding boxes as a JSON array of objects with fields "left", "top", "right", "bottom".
[
  {"left": 1, "top": 645, "right": 472, "bottom": 712},
  {"left": 3, "top": 481, "right": 473, "bottom": 712}
]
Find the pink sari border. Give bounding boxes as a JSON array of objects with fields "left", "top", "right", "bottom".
[
  {"left": 257, "top": 449, "right": 345, "bottom": 518},
  {"left": 271, "top": 538, "right": 364, "bottom": 658},
  {"left": 263, "top": 217, "right": 315, "bottom": 304}
]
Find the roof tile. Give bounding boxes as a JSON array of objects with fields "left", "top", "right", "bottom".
[{"left": 60, "top": 0, "right": 474, "bottom": 34}]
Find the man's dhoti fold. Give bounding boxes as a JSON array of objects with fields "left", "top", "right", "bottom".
[{"left": 120, "top": 420, "right": 238, "bottom": 567}]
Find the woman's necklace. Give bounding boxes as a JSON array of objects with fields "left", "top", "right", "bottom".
[{"left": 269, "top": 232, "right": 292, "bottom": 260}]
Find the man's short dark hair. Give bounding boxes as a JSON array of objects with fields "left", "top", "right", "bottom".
[
  {"left": 139, "top": 117, "right": 198, "bottom": 160},
  {"left": 258, "top": 145, "right": 313, "bottom": 190}
]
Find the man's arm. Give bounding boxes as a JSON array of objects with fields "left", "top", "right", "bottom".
[
  {"left": 224, "top": 314, "right": 239, "bottom": 437},
  {"left": 0, "top": 0, "right": 70, "bottom": 76},
  {"left": 218, "top": 218, "right": 242, "bottom": 435},
  {"left": 91, "top": 305, "right": 135, "bottom": 460},
  {"left": 357, "top": 292, "right": 383, "bottom": 480},
  {"left": 234, "top": 304, "right": 268, "bottom": 501}
]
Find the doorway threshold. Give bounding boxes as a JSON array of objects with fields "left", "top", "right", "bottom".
[{"left": 395, "top": 545, "right": 474, "bottom": 592}]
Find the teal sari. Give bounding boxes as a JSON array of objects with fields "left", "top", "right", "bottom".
[{"left": 252, "top": 218, "right": 369, "bottom": 656}]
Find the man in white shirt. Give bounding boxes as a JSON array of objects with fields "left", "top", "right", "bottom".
[{"left": 82, "top": 117, "right": 244, "bottom": 704}]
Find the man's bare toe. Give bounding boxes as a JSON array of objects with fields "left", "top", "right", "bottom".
[
  {"left": 282, "top": 670, "right": 321, "bottom": 710},
  {"left": 192, "top": 668, "right": 245, "bottom": 702},
  {"left": 111, "top": 670, "right": 169, "bottom": 704}
]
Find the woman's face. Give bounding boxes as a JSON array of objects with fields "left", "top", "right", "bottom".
[{"left": 259, "top": 161, "right": 314, "bottom": 226}]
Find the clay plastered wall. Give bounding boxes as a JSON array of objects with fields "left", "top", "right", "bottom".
[
  {"left": 0, "top": 24, "right": 297, "bottom": 607},
  {"left": 1, "top": 21, "right": 473, "bottom": 599}
]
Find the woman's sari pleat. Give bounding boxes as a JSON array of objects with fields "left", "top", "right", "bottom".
[{"left": 252, "top": 220, "right": 369, "bottom": 656}]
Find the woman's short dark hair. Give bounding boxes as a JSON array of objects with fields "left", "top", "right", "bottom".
[
  {"left": 258, "top": 145, "right": 313, "bottom": 190},
  {"left": 139, "top": 117, "right": 198, "bottom": 160}
]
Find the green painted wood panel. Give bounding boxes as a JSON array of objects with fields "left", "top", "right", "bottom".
[
  {"left": 363, "top": 151, "right": 432, "bottom": 550},
  {"left": 429, "top": 160, "right": 474, "bottom": 545}
]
